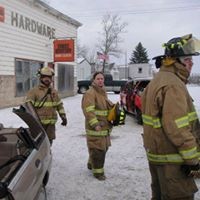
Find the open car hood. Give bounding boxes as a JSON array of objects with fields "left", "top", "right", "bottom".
[{"left": 13, "top": 102, "right": 46, "bottom": 149}]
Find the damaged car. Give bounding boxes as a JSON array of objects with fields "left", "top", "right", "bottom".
[
  {"left": 0, "top": 102, "right": 52, "bottom": 200},
  {"left": 120, "top": 78, "right": 152, "bottom": 124}
]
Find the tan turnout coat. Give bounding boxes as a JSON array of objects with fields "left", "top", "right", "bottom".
[
  {"left": 142, "top": 61, "right": 200, "bottom": 165},
  {"left": 82, "top": 83, "right": 114, "bottom": 151},
  {"left": 26, "top": 83, "right": 66, "bottom": 139}
]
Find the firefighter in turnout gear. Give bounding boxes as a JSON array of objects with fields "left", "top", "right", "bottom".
[
  {"left": 26, "top": 66, "right": 67, "bottom": 145},
  {"left": 141, "top": 34, "right": 200, "bottom": 200},
  {"left": 81, "top": 72, "right": 115, "bottom": 181}
]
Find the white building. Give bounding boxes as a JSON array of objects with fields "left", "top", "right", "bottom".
[
  {"left": 0, "top": 0, "right": 81, "bottom": 108},
  {"left": 118, "top": 65, "right": 129, "bottom": 79},
  {"left": 128, "top": 63, "right": 153, "bottom": 79},
  {"left": 77, "top": 58, "right": 91, "bottom": 80}
]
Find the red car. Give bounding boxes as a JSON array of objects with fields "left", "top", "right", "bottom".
[{"left": 120, "top": 78, "right": 151, "bottom": 124}]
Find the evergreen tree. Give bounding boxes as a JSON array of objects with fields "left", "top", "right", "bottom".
[{"left": 130, "top": 42, "right": 149, "bottom": 64}]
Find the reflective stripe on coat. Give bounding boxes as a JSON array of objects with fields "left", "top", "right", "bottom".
[{"left": 82, "top": 83, "right": 114, "bottom": 150}]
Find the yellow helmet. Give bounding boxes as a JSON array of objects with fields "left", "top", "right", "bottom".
[
  {"left": 39, "top": 66, "right": 54, "bottom": 77},
  {"left": 107, "top": 102, "right": 126, "bottom": 126}
]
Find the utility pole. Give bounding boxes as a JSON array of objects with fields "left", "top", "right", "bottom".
[{"left": 125, "top": 50, "right": 128, "bottom": 79}]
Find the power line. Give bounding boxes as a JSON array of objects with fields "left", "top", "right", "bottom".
[{"left": 66, "top": 5, "right": 200, "bottom": 18}]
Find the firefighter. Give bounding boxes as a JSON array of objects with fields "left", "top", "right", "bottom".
[
  {"left": 81, "top": 72, "right": 115, "bottom": 181},
  {"left": 141, "top": 34, "right": 200, "bottom": 199},
  {"left": 26, "top": 66, "right": 67, "bottom": 145}
]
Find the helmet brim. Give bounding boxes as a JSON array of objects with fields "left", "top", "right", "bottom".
[
  {"left": 152, "top": 55, "right": 165, "bottom": 60},
  {"left": 152, "top": 52, "right": 200, "bottom": 60}
]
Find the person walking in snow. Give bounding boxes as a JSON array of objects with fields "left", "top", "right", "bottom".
[
  {"left": 141, "top": 34, "right": 200, "bottom": 200},
  {"left": 81, "top": 71, "right": 114, "bottom": 181},
  {"left": 26, "top": 66, "right": 67, "bottom": 145}
]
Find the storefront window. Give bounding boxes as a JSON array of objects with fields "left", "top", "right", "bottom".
[{"left": 15, "top": 59, "right": 43, "bottom": 97}]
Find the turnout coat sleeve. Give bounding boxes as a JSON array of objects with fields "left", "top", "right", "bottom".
[
  {"left": 82, "top": 89, "right": 99, "bottom": 129},
  {"left": 51, "top": 89, "right": 66, "bottom": 118},
  {"left": 161, "top": 84, "right": 196, "bottom": 150}
]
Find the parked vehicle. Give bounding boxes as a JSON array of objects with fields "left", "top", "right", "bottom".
[
  {"left": 77, "top": 74, "right": 127, "bottom": 94},
  {"left": 120, "top": 78, "right": 152, "bottom": 124},
  {"left": 0, "top": 102, "right": 52, "bottom": 200}
]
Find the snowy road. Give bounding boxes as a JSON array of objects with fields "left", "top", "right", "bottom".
[
  {"left": 47, "top": 89, "right": 200, "bottom": 200},
  {"left": 1, "top": 86, "right": 200, "bottom": 200},
  {"left": 47, "top": 93, "right": 151, "bottom": 200}
]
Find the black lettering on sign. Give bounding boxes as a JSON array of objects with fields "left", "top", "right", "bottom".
[{"left": 55, "top": 44, "right": 72, "bottom": 54}]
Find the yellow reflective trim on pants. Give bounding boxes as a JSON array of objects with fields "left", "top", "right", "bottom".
[
  {"left": 175, "top": 111, "right": 198, "bottom": 128},
  {"left": 41, "top": 119, "right": 57, "bottom": 125},
  {"left": 89, "top": 118, "right": 98, "bottom": 126},
  {"left": 94, "top": 110, "right": 108, "bottom": 116},
  {"left": 86, "top": 129, "right": 110, "bottom": 137},
  {"left": 92, "top": 168, "right": 104, "bottom": 174},
  {"left": 86, "top": 105, "right": 95, "bottom": 112},
  {"left": 142, "top": 114, "right": 161, "bottom": 128},
  {"left": 179, "top": 147, "right": 198, "bottom": 160}
]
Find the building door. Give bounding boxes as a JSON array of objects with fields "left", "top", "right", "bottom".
[{"left": 57, "top": 64, "right": 74, "bottom": 93}]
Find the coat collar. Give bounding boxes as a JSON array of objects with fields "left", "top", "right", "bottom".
[
  {"left": 91, "top": 82, "right": 107, "bottom": 96},
  {"left": 38, "top": 83, "right": 51, "bottom": 90},
  {"left": 160, "top": 61, "right": 190, "bottom": 83}
]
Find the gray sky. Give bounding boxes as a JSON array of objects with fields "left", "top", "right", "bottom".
[{"left": 49, "top": 0, "right": 200, "bottom": 73}]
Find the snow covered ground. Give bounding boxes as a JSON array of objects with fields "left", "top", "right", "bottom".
[{"left": 0, "top": 85, "right": 200, "bottom": 200}]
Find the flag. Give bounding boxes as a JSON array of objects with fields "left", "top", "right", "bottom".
[{"left": 97, "top": 52, "right": 109, "bottom": 61}]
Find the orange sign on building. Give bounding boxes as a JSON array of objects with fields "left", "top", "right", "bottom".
[
  {"left": 0, "top": 6, "right": 5, "bottom": 22},
  {"left": 53, "top": 39, "right": 74, "bottom": 62}
]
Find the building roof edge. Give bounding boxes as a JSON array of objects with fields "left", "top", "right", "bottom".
[{"left": 33, "top": 0, "right": 82, "bottom": 27}]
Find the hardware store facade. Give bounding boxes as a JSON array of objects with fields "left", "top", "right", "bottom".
[{"left": 0, "top": 0, "right": 81, "bottom": 108}]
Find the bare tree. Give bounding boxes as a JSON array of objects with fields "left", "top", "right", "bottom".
[
  {"left": 77, "top": 41, "right": 88, "bottom": 59},
  {"left": 97, "top": 14, "right": 127, "bottom": 72},
  {"left": 77, "top": 42, "right": 97, "bottom": 66},
  {"left": 87, "top": 49, "right": 96, "bottom": 64}
]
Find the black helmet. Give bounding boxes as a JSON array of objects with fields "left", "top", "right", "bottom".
[
  {"left": 153, "top": 34, "right": 200, "bottom": 61},
  {"left": 163, "top": 34, "right": 199, "bottom": 57}
]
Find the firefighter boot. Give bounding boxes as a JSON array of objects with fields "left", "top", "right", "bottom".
[
  {"left": 94, "top": 174, "right": 106, "bottom": 181},
  {"left": 87, "top": 163, "right": 92, "bottom": 170}
]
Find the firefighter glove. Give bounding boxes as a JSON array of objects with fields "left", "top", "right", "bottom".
[
  {"left": 181, "top": 163, "right": 200, "bottom": 178},
  {"left": 61, "top": 116, "right": 67, "bottom": 126}
]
